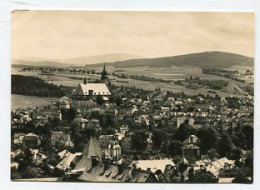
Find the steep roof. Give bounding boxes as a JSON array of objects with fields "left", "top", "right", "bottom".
[
  {"left": 56, "top": 152, "right": 82, "bottom": 170},
  {"left": 74, "top": 137, "right": 103, "bottom": 171},
  {"left": 78, "top": 160, "right": 157, "bottom": 183},
  {"left": 74, "top": 83, "right": 111, "bottom": 96}
]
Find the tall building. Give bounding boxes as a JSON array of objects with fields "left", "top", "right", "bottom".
[{"left": 73, "top": 64, "right": 111, "bottom": 99}]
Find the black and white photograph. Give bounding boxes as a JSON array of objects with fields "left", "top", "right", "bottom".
[{"left": 10, "top": 10, "right": 254, "bottom": 184}]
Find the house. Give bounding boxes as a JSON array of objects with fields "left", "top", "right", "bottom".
[
  {"left": 23, "top": 133, "right": 41, "bottom": 149},
  {"left": 205, "top": 157, "right": 235, "bottom": 177},
  {"left": 183, "top": 135, "right": 200, "bottom": 145},
  {"left": 57, "top": 96, "right": 71, "bottom": 109},
  {"left": 72, "top": 99, "right": 99, "bottom": 115},
  {"left": 104, "top": 141, "right": 122, "bottom": 160},
  {"left": 20, "top": 114, "right": 32, "bottom": 124},
  {"left": 13, "top": 133, "right": 26, "bottom": 145},
  {"left": 114, "top": 132, "right": 125, "bottom": 141},
  {"left": 98, "top": 135, "right": 114, "bottom": 149},
  {"left": 182, "top": 144, "right": 200, "bottom": 158},
  {"left": 56, "top": 152, "right": 82, "bottom": 171},
  {"left": 170, "top": 117, "right": 195, "bottom": 129},
  {"left": 182, "top": 135, "right": 200, "bottom": 158},
  {"left": 51, "top": 131, "right": 73, "bottom": 147},
  {"left": 136, "top": 115, "right": 149, "bottom": 126},
  {"left": 74, "top": 116, "right": 88, "bottom": 129}
]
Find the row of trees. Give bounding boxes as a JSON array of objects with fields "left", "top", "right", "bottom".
[{"left": 130, "top": 120, "right": 253, "bottom": 162}]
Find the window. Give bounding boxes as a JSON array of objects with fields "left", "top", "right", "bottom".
[{"left": 89, "top": 90, "right": 94, "bottom": 95}]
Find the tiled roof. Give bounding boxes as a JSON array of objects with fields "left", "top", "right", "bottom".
[{"left": 78, "top": 159, "right": 156, "bottom": 183}]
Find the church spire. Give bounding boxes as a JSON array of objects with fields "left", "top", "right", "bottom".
[{"left": 101, "top": 63, "right": 108, "bottom": 82}]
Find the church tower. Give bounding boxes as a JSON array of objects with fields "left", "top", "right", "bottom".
[{"left": 101, "top": 63, "right": 108, "bottom": 83}]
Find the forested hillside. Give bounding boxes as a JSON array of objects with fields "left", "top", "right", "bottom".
[{"left": 11, "top": 75, "right": 67, "bottom": 97}]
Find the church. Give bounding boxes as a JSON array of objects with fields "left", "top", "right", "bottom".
[{"left": 73, "top": 64, "right": 111, "bottom": 99}]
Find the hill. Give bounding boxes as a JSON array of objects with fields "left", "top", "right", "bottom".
[
  {"left": 12, "top": 59, "right": 72, "bottom": 68},
  {"left": 12, "top": 53, "right": 142, "bottom": 67},
  {"left": 64, "top": 53, "right": 142, "bottom": 65},
  {"left": 221, "top": 82, "right": 248, "bottom": 96},
  {"left": 88, "top": 51, "right": 254, "bottom": 69},
  {"left": 11, "top": 75, "right": 71, "bottom": 97}
]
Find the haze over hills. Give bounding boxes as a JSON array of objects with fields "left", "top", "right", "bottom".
[
  {"left": 87, "top": 51, "right": 254, "bottom": 69},
  {"left": 12, "top": 53, "right": 142, "bottom": 67},
  {"left": 12, "top": 51, "right": 253, "bottom": 70}
]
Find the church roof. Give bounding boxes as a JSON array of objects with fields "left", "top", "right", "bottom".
[{"left": 74, "top": 83, "right": 111, "bottom": 96}]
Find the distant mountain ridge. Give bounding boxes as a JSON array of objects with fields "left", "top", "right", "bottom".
[
  {"left": 12, "top": 53, "right": 142, "bottom": 67},
  {"left": 88, "top": 51, "right": 253, "bottom": 69},
  {"left": 12, "top": 51, "right": 253, "bottom": 69}
]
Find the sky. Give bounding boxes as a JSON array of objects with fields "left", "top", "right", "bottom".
[{"left": 11, "top": 10, "right": 255, "bottom": 60}]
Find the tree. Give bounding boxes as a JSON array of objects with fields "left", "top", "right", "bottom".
[
  {"left": 115, "top": 96, "right": 122, "bottom": 106},
  {"left": 217, "top": 133, "right": 233, "bottom": 158},
  {"left": 168, "top": 140, "right": 183, "bottom": 157},
  {"left": 152, "top": 130, "right": 167, "bottom": 150},
  {"left": 197, "top": 127, "right": 219, "bottom": 154},
  {"left": 67, "top": 108, "right": 77, "bottom": 122},
  {"left": 51, "top": 117, "right": 61, "bottom": 129},
  {"left": 241, "top": 125, "right": 253, "bottom": 150},
  {"left": 187, "top": 169, "right": 219, "bottom": 183},
  {"left": 85, "top": 128, "right": 97, "bottom": 139},
  {"left": 105, "top": 114, "right": 115, "bottom": 127},
  {"left": 96, "top": 96, "right": 104, "bottom": 106},
  {"left": 244, "top": 151, "right": 253, "bottom": 168},
  {"left": 60, "top": 108, "right": 77, "bottom": 122},
  {"left": 11, "top": 168, "right": 22, "bottom": 179},
  {"left": 22, "top": 166, "right": 39, "bottom": 178},
  {"left": 232, "top": 171, "right": 251, "bottom": 184},
  {"left": 131, "top": 130, "right": 148, "bottom": 152},
  {"left": 207, "top": 149, "right": 219, "bottom": 160},
  {"left": 15, "top": 148, "right": 33, "bottom": 172},
  {"left": 230, "top": 147, "right": 242, "bottom": 161},
  {"left": 174, "top": 120, "right": 197, "bottom": 142}
]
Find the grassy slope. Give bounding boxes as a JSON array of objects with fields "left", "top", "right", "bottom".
[{"left": 88, "top": 51, "right": 254, "bottom": 69}]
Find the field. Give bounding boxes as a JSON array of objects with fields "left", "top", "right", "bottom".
[
  {"left": 11, "top": 65, "right": 252, "bottom": 99},
  {"left": 11, "top": 94, "right": 57, "bottom": 111}
]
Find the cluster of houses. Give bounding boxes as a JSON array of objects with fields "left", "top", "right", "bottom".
[{"left": 11, "top": 67, "right": 253, "bottom": 182}]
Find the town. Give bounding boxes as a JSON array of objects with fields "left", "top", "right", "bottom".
[{"left": 11, "top": 64, "right": 253, "bottom": 183}]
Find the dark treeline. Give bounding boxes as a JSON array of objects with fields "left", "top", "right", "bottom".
[{"left": 11, "top": 75, "right": 68, "bottom": 97}]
